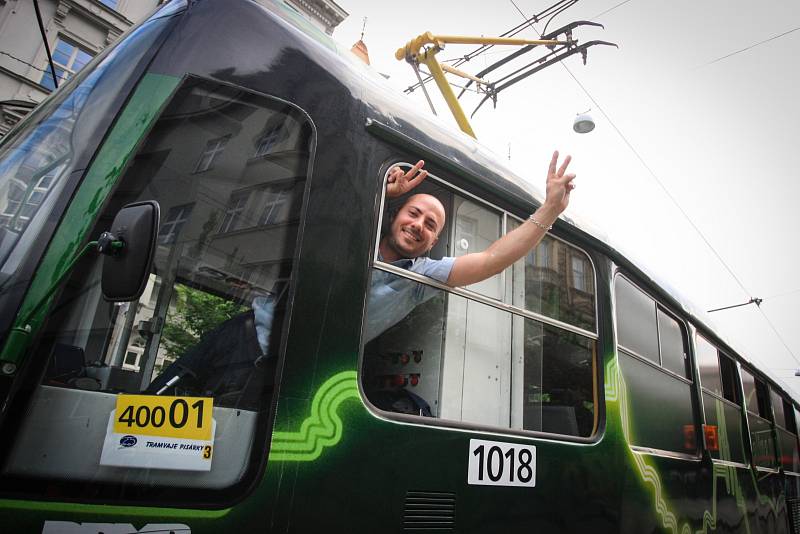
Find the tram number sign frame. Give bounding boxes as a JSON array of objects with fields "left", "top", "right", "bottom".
[
  {"left": 100, "top": 395, "right": 215, "bottom": 471},
  {"left": 467, "top": 439, "right": 536, "bottom": 488}
]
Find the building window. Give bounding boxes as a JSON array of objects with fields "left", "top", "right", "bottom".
[
  {"left": 40, "top": 38, "right": 93, "bottom": 91},
  {"left": 194, "top": 134, "right": 230, "bottom": 173},
  {"left": 254, "top": 126, "right": 283, "bottom": 157},
  {"left": 571, "top": 256, "right": 587, "bottom": 291},
  {"left": 158, "top": 203, "right": 194, "bottom": 244},
  {"left": 219, "top": 190, "right": 250, "bottom": 233},
  {"left": 259, "top": 186, "right": 290, "bottom": 225},
  {"left": 0, "top": 170, "right": 57, "bottom": 231}
]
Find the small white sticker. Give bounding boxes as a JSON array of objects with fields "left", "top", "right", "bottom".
[{"left": 468, "top": 439, "right": 536, "bottom": 487}]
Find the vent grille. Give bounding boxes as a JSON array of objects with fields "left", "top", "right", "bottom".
[
  {"left": 403, "top": 491, "right": 456, "bottom": 531},
  {"left": 790, "top": 498, "right": 800, "bottom": 534}
]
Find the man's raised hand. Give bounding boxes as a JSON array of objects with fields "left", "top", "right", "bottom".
[
  {"left": 386, "top": 160, "right": 428, "bottom": 199},
  {"left": 543, "top": 151, "right": 576, "bottom": 216}
]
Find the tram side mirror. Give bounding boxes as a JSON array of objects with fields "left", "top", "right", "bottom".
[{"left": 100, "top": 201, "right": 160, "bottom": 302}]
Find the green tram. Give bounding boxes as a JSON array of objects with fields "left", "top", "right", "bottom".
[{"left": 0, "top": 0, "right": 797, "bottom": 532}]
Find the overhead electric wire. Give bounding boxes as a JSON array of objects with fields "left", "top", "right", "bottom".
[
  {"left": 704, "top": 26, "right": 800, "bottom": 66},
  {"left": 508, "top": 1, "right": 800, "bottom": 367},
  {"left": 762, "top": 288, "right": 800, "bottom": 301},
  {"left": 590, "top": 0, "right": 635, "bottom": 20},
  {"left": 32, "top": 0, "right": 58, "bottom": 89}
]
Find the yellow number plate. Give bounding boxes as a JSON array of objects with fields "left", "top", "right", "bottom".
[{"left": 113, "top": 395, "right": 213, "bottom": 440}]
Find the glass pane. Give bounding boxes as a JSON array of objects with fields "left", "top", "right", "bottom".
[
  {"left": 696, "top": 334, "right": 722, "bottom": 396},
  {"left": 618, "top": 350, "right": 697, "bottom": 454},
  {"left": 5, "top": 77, "right": 312, "bottom": 490},
  {"left": 520, "top": 320, "right": 595, "bottom": 437},
  {"left": 777, "top": 427, "right": 800, "bottom": 473},
  {"left": 658, "top": 309, "right": 687, "bottom": 378},
  {"left": 40, "top": 70, "right": 56, "bottom": 91},
  {"left": 74, "top": 50, "right": 93, "bottom": 71},
  {"left": 785, "top": 400, "right": 798, "bottom": 434},
  {"left": 452, "top": 197, "right": 502, "bottom": 300},
  {"left": 748, "top": 413, "right": 777, "bottom": 468},
  {"left": 702, "top": 392, "right": 746, "bottom": 464},
  {"left": 615, "top": 277, "right": 658, "bottom": 364},
  {"left": 741, "top": 368, "right": 758, "bottom": 414},
  {"left": 511, "top": 225, "right": 595, "bottom": 331},
  {"left": 771, "top": 388, "right": 787, "bottom": 429},
  {"left": 719, "top": 353, "right": 739, "bottom": 404},
  {"left": 362, "top": 269, "right": 595, "bottom": 437},
  {"left": 52, "top": 40, "right": 74, "bottom": 66}
]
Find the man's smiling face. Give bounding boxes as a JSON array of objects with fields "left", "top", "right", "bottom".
[{"left": 385, "top": 194, "right": 445, "bottom": 260}]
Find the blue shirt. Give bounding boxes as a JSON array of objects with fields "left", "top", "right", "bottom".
[
  {"left": 364, "top": 255, "right": 455, "bottom": 342},
  {"left": 252, "top": 255, "right": 455, "bottom": 354}
]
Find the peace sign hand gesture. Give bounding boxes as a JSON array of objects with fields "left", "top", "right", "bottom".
[
  {"left": 386, "top": 160, "right": 429, "bottom": 199},
  {"left": 543, "top": 151, "right": 576, "bottom": 215}
]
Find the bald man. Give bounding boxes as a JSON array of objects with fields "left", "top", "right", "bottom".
[{"left": 365, "top": 151, "right": 576, "bottom": 342}]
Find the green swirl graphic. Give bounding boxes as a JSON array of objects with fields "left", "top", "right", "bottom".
[{"left": 270, "top": 371, "right": 360, "bottom": 462}]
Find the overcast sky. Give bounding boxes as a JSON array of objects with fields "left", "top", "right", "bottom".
[{"left": 333, "top": 0, "right": 800, "bottom": 395}]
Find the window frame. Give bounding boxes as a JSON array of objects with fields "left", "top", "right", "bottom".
[
  {"left": 613, "top": 272, "right": 701, "bottom": 460},
  {"left": 361, "top": 161, "right": 600, "bottom": 442},
  {"left": 741, "top": 366, "right": 780, "bottom": 472},
  {"left": 0, "top": 75, "right": 318, "bottom": 508},
  {"left": 693, "top": 331, "right": 749, "bottom": 467}
]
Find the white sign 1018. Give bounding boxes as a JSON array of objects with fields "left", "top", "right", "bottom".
[{"left": 467, "top": 439, "right": 536, "bottom": 488}]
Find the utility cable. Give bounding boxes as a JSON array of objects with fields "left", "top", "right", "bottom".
[
  {"left": 590, "top": 0, "right": 635, "bottom": 20},
  {"left": 704, "top": 26, "right": 800, "bottom": 67},
  {"left": 33, "top": 0, "right": 58, "bottom": 89},
  {"left": 510, "top": 1, "right": 800, "bottom": 366}
]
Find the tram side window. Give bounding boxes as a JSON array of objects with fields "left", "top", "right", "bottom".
[
  {"left": 741, "top": 368, "right": 778, "bottom": 468},
  {"left": 615, "top": 276, "right": 697, "bottom": 456},
  {"left": 3, "top": 77, "right": 313, "bottom": 492},
  {"left": 695, "top": 334, "right": 746, "bottom": 464},
  {"left": 361, "top": 169, "right": 597, "bottom": 438},
  {"left": 771, "top": 388, "right": 800, "bottom": 473}
]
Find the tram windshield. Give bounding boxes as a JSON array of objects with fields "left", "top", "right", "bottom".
[{"left": 3, "top": 76, "right": 313, "bottom": 492}]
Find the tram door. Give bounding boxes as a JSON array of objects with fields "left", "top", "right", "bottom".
[{"left": 2, "top": 76, "right": 313, "bottom": 494}]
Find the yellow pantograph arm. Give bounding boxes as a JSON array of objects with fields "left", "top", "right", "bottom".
[
  {"left": 394, "top": 32, "right": 569, "bottom": 61},
  {"left": 396, "top": 33, "right": 570, "bottom": 138}
]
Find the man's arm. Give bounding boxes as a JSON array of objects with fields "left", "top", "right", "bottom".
[{"left": 446, "top": 151, "right": 576, "bottom": 287}]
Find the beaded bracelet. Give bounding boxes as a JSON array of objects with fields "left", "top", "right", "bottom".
[{"left": 528, "top": 214, "right": 553, "bottom": 231}]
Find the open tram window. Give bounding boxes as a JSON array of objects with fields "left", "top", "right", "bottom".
[
  {"left": 3, "top": 76, "right": 313, "bottom": 494},
  {"left": 741, "top": 368, "right": 778, "bottom": 469},
  {"left": 360, "top": 164, "right": 597, "bottom": 438},
  {"left": 695, "top": 334, "right": 746, "bottom": 464},
  {"left": 614, "top": 275, "right": 698, "bottom": 457}
]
